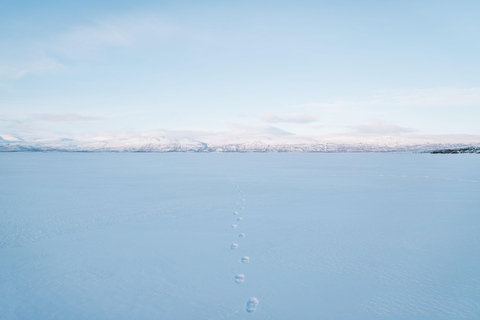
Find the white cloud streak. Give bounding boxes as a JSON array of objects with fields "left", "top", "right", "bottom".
[
  {"left": 349, "top": 119, "right": 417, "bottom": 135},
  {"left": 32, "top": 113, "right": 103, "bottom": 122},
  {"left": 226, "top": 122, "right": 293, "bottom": 136},
  {"left": 261, "top": 113, "right": 318, "bottom": 123},
  {"left": 296, "top": 88, "right": 480, "bottom": 110}
]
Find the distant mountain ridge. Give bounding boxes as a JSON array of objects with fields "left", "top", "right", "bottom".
[{"left": 1, "top": 133, "right": 480, "bottom": 153}]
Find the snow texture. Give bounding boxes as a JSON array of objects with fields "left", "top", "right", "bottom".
[{"left": 1, "top": 153, "right": 480, "bottom": 319}]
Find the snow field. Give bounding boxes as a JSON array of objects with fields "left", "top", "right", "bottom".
[{"left": 1, "top": 152, "right": 479, "bottom": 319}]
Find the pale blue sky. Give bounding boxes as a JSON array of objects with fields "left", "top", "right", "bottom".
[{"left": 1, "top": 0, "right": 480, "bottom": 138}]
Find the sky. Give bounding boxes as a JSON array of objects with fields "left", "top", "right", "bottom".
[{"left": 1, "top": 0, "right": 480, "bottom": 139}]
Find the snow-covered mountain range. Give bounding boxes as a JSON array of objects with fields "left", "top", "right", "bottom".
[{"left": 1, "top": 133, "right": 480, "bottom": 152}]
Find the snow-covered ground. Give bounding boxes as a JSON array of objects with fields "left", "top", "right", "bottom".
[{"left": 1, "top": 153, "right": 479, "bottom": 319}]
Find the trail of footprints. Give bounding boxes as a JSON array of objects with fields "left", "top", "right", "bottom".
[{"left": 229, "top": 181, "right": 259, "bottom": 314}]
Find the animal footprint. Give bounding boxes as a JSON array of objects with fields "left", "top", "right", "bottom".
[
  {"left": 246, "top": 297, "right": 259, "bottom": 313},
  {"left": 234, "top": 274, "right": 245, "bottom": 284},
  {"left": 240, "top": 256, "right": 250, "bottom": 263}
]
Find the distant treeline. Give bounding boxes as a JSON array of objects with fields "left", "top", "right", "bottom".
[{"left": 431, "top": 147, "right": 480, "bottom": 154}]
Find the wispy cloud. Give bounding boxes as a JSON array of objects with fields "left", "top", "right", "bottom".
[
  {"left": 32, "top": 113, "right": 103, "bottom": 122},
  {"left": 0, "top": 116, "right": 21, "bottom": 124},
  {"left": 0, "top": 59, "right": 63, "bottom": 81},
  {"left": 51, "top": 24, "right": 130, "bottom": 58},
  {"left": 296, "top": 88, "right": 480, "bottom": 109},
  {"left": 237, "top": 113, "right": 257, "bottom": 119},
  {"left": 226, "top": 122, "right": 293, "bottom": 136},
  {"left": 379, "top": 88, "right": 480, "bottom": 108},
  {"left": 349, "top": 119, "right": 417, "bottom": 135},
  {"left": 0, "top": 114, "right": 103, "bottom": 137},
  {"left": 0, "top": 116, "right": 48, "bottom": 136},
  {"left": 1, "top": 13, "right": 207, "bottom": 82},
  {"left": 261, "top": 113, "right": 318, "bottom": 123},
  {"left": 49, "top": 15, "right": 176, "bottom": 59}
]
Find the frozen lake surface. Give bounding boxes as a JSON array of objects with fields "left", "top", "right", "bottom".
[{"left": 1, "top": 153, "right": 479, "bottom": 319}]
